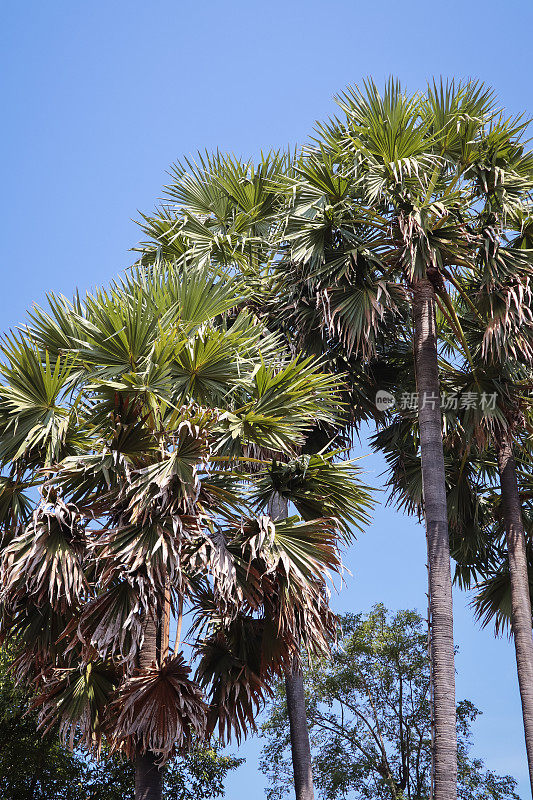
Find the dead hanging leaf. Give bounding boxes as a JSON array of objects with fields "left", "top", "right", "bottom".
[
  {"left": 195, "top": 622, "right": 274, "bottom": 745},
  {"left": 1, "top": 499, "right": 87, "bottom": 613},
  {"left": 76, "top": 577, "right": 148, "bottom": 665},
  {"left": 108, "top": 653, "right": 207, "bottom": 762}
]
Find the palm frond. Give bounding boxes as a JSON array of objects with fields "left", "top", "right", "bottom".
[{"left": 109, "top": 653, "right": 207, "bottom": 761}]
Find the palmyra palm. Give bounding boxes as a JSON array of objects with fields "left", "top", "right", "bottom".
[
  {"left": 137, "top": 79, "right": 533, "bottom": 800},
  {"left": 448, "top": 257, "right": 533, "bottom": 792},
  {"left": 136, "top": 150, "right": 391, "bottom": 800},
  {"left": 372, "top": 235, "right": 533, "bottom": 794},
  {"left": 274, "top": 80, "right": 533, "bottom": 800},
  {"left": 0, "top": 262, "right": 372, "bottom": 800},
  {"left": 400, "top": 152, "right": 533, "bottom": 793}
]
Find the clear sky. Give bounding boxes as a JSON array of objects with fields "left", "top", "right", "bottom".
[{"left": 2, "top": 1, "right": 532, "bottom": 797}]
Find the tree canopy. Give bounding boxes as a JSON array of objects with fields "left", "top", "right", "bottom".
[{"left": 261, "top": 605, "right": 520, "bottom": 800}]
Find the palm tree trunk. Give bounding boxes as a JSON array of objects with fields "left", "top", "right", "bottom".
[
  {"left": 412, "top": 277, "right": 457, "bottom": 800},
  {"left": 135, "top": 614, "right": 163, "bottom": 800},
  {"left": 495, "top": 430, "right": 533, "bottom": 794},
  {"left": 269, "top": 493, "right": 315, "bottom": 800},
  {"left": 285, "top": 662, "right": 315, "bottom": 800},
  {"left": 135, "top": 752, "right": 163, "bottom": 800}
]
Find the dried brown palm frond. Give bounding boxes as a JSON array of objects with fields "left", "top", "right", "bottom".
[
  {"left": 120, "top": 420, "right": 211, "bottom": 522},
  {"left": 108, "top": 653, "right": 207, "bottom": 762},
  {"left": 195, "top": 620, "right": 272, "bottom": 744},
  {"left": 184, "top": 529, "right": 240, "bottom": 611},
  {"left": 55, "top": 451, "right": 130, "bottom": 516},
  {"left": 76, "top": 576, "right": 148, "bottom": 665},
  {"left": 275, "top": 577, "right": 338, "bottom": 657},
  {"left": 1, "top": 498, "right": 87, "bottom": 612},
  {"left": 94, "top": 514, "right": 201, "bottom": 594}
]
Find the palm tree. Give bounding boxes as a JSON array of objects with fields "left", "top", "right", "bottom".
[
  {"left": 132, "top": 82, "right": 533, "bottom": 799},
  {"left": 448, "top": 272, "right": 533, "bottom": 793},
  {"left": 134, "top": 152, "right": 391, "bottom": 800},
  {"left": 269, "top": 80, "right": 533, "bottom": 800},
  {"left": 134, "top": 132, "right": 454, "bottom": 799},
  {"left": 413, "top": 123, "right": 533, "bottom": 790},
  {"left": 0, "top": 262, "right": 372, "bottom": 800},
  {"left": 260, "top": 452, "right": 372, "bottom": 800},
  {"left": 371, "top": 256, "right": 533, "bottom": 794}
]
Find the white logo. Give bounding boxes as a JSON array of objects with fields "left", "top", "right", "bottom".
[{"left": 375, "top": 390, "right": 395, "bottom": 411}]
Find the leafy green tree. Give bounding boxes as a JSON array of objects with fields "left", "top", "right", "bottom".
[
  {"left": 260, "top": 605, "right": 519, "bottom": 800},
  {"left": 0, "top": 643, "right": 85, "bottom": 800},
  {"left": 84, "top": 745, "right": 243, "bottom": 800}
]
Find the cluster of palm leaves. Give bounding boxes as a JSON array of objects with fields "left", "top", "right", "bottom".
[
  {"left": 133, "top": 79, "right": 533, "bottom": 800},
  {"left": 0, "top": 261, "right": 373, "bottom": 796}
]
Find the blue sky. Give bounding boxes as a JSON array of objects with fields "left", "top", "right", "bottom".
[{"left": 2, "top": 1, "right": 532, "bottom": 796}]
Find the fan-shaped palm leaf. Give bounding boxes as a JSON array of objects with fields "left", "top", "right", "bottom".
[{"left": 109, "top": 653, "right": 207, "bottom": 761}]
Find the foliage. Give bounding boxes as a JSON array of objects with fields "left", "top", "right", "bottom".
[
  {"left": 0, "top": 261, "right": 372, "bottom": 766},
  {"left": 260, "top": 605, "right": 520, "bottom": 800},
  {"left": 84, "top": 745, "right": 243, "bottom": 800},
  {"left": 0, "top": 643, "right": 85, "bottom": 800},
  {"left": 0, "top": 642, "right": 242, "bottom": 799}
]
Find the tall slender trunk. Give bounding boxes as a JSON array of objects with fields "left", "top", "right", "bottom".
[
  {"left": 495, "top": 430, "right": 533, "bottom": 795},
  {"left": 135, "top": 614, "right": 163, "bottom": 800},
  {"left": 412, "top": 278, "right": 457, "bottom": 800},
  {"left": 269, "top": 493, "right": 315, "bottom": 800},
  {"left": 135, "top": 752, "right": 163, "bottom": 800},
  {"left": 285, "top": 663, "right": 315, "bottom": 800}
]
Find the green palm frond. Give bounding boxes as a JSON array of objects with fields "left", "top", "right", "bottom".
[
  {"left": 250, "top": 451, "right": 373, "bottom": 537},
  {"left": 216, "top": 354, "right": 342, "bottom": 456},
  {"left": 2, "top": 600, "right": 72, "bottom": 681},
  {"left": 35, "top": 660, "right": 119, "bottom": 751},
  {"left": 472, "top": 563, "right": 515, "bottom": 636},
  {"left": 0, "top": 185, "right": 368, "bottom": 768},
  {"left": 0, "top": 474, "right": 34, "bottom": 535},
  {"left": 0, "top": 338, "right": 75, "bottom": 465},
  {"left": 227, "top": 514, "right": 339, "bottom": 654},
  {"left": 26, "top": 290, "right": 86, "bottom": 361},
  {"left": 172, "top": 325, "right": 251, "bottom": 405}
]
